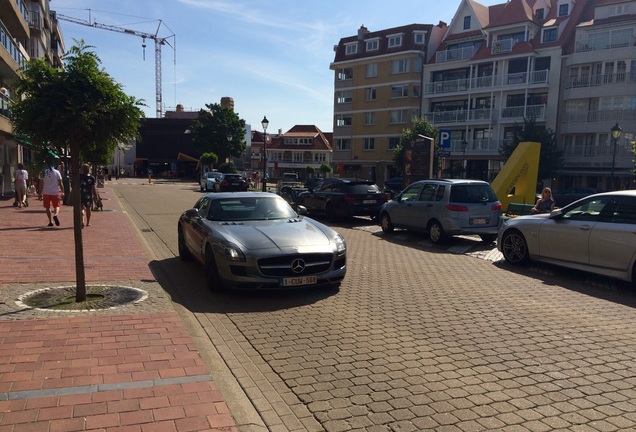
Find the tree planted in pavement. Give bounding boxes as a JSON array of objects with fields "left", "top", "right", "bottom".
[
  {"left": 10, "top": 41, "right": 144, "bottom": 302},
  {"left": 190, "top": 103, "right": 246, "bottom": 163}
]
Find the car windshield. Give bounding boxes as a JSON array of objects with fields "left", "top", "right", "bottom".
[
  {"left": 207, "top": 197, "right": 297, "bottom": 221},
  {"left": 344, "top": 183, "right": 380, "bottom": 194},
  {"left": 450, "top": 184, "right": 498, "bottom": 203}
]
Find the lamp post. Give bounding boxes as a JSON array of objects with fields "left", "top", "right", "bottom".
[
  {"left": 261, "top": 116, "right": 269, "bottom": 192},
  {"left": 610, "top": 123, "right": 622, "bottom": 190},
  {"left": 461, "top": 140, "right": 468, "bottom": 179}
]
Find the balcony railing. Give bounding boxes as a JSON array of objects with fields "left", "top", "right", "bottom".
[
  {"left": 0, "top": 20, "right": 27, "bottom": 68},
  {"left": 424, "top": 70, "right": 549, "bottom": 95},
  {"left": 565, "top": 72, "right": 636, "bottom": 89},
  {"left": 563, "top": 109, "right": 636, "bottom": 123},
  {"left": 435, "top": 46, "right": 475, "bottom": 63},
  {"left": 501, "top": 104, "right": 546, "bottom": 121},
  {"left": 424, "top": 110, "right": 469, "bottom": 124},
  {"left": 575, "top": 33, "right": 635, "bottom": 52},
  {"left": 492, "top": 38, "right": 516, "bottom": 55},
  {"left": 0, "top": 92, "right": 11, "bottom": 120}
]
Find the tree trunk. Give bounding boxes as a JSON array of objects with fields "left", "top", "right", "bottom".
[{"left": 70, "top": 142, "right": 87, "bottom": 302}]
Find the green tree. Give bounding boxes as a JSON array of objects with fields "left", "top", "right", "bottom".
[
  {"left": 190, "top": 103, "right": 246, "bottom": 163},
  {"left": 392, "top": 117, "right": 439, "bottom": 176},
  {"left": 11, "top": 41, "right": 144, "bottom": 302},
  {"left": 320, "top": 163, "right": 332, "bottom": 177},
  {"left": 199, "top": 152, "right": 218, "bottom": 170},
  {"left": 217, "top": 162, "right": 237, "bottom": 173},
  {"left": 499, "top": 117, "right": 563, "bottom": 186}
]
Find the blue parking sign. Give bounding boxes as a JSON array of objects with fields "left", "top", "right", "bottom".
[{"left": 439, "top": 129, "right": 451, "bottom": 148}]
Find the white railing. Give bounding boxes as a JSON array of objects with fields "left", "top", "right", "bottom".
[
  {"left": 575, "top": 34, "right": 635, "bottom": 52},
  {"left": 492, "top": 38, "right": 516, "bottom": 54},
  {"left": 564, "top": 109, "right": 636, "bottom": 123},
  {"left": 500, "top": 104, "right": 546, "bottom": 120},
  {"left": 424, "top": 70, "right": 549, "bottom": 95},
  {"left": 565, "top": 72, "right": 636, "bottom": 89},
  {"left": 435, "top": 46, "right": 475, "bottom": 63}
]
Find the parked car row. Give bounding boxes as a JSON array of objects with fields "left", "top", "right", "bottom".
[{"left": 199, "top": 172, "right": 248, "bottom": 192}]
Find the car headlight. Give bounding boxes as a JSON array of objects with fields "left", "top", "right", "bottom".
[
  {"left": 220, "top": 241, "right": 246, "bottom": 262},
  {"left": 334, "top": 234, "right": 346, "bottom": 254}
]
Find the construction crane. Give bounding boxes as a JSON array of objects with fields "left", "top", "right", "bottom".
[{"left": 56, "top": 11, "right": 175, "bottom": 118}]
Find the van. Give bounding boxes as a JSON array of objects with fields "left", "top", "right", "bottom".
[{"left": 282, "top": 172, "right": 299, "bottom": 181}]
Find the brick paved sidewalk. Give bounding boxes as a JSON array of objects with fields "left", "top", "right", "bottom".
[{"left": 0, "top": 185, "right": 239, "bottom": 431}]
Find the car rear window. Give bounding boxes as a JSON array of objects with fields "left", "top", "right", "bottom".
[
  {"left": 450, "top": 184, "right": 498, "bottom": 203},
  {"left": 344, "top": 183, "right": 380, "bottom": 194}
]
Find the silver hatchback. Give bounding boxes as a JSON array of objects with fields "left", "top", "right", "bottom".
[{"left": 379, "top": 179, "right": 503, "bottom": 244}]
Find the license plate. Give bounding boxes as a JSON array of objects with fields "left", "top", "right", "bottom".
[
  {"left": 363, "top": 199, "right": 376, "bottom": 204},
  {"left": 472, "top": 218, "right": 487, "bottom": 225},
  {"left": 281, "top": 275, "right": 317, "bottom": 287}
]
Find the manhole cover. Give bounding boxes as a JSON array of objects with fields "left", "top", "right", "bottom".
[{"left": 17, "top": 285, "right": 148, "bottom": 312}]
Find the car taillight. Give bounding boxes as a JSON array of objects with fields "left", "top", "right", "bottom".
[
  {"left": 223, "top": 180, "right": 229, "bottom": 186},
  {"left": 446, "top": 204, "right": 468, "bottom": 211},
  {"left": 343, "top": 194, "right": 357, "bottom": 202},
  {"left": 492, "top": 203, "right": 502, "bottom": 211}
]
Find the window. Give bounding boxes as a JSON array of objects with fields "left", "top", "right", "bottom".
[
  {"left": 366, "top": 39, "right": 379, "bottom": 51},
  {"left": 391, "top": 59, "right": 409, "bottom": 74},
  {"left": 294, "top": 153, "right": 303, "bottom": 162},
  {"left": 336, "top": 90, "right": 352, "bottom": 104},
  {"left": 337, "top": 67, "right": 353, "bottom": 81},
  {"left": 558, "top": 3, "right": 569, "bottom": 16},
  {"left": 313, "top": 153, "right": 326, "bottom": 162},
  {"left": 366, "top": 63, "right": 378, "bottom": 78},
  {"left": 463, "top": 16, "right": 471, "bottom": 30},
  {"left": 389, "top": 110, "right": 407, "bottom": 124},
  {"left": 388, "top": 137, "right": 400, "bottom": 150},
  {"left": 388, "top": 34, "right": 402, "bottom": 47},
  {"left": 336, "top": 139, "right": 351, "bottom": 150},
  {"left": 413, "top": 57, "right": 422, "bottom": 72},
  {"left": 414, "top": 32, "right": 426, "bottom": 44},
  {"left": 345, "top": 43, "right": 357, "bottom": 55},
  {"left": 542, "top": 28, "right": 557, "bottom": 43},
  {"left": 364, "top": 112, "right": 375, "bottom": 125},
  {"left": 412, "top": 84, "right": 421, "bottom": 97},
  {"left": 363, "top": 138, "right": 375, "bottom": 150},
  {"left": 366, "top": 87, "right": 377, "bottom": 101},
  {"left": 336, "top": 115, "right": 352, "bottom": 126},
  {"left": 391, "top": 84, "right": 409, "bottom": 98},
  {"left": 536, "top": 8, "right": 544, "bottom": 20}
]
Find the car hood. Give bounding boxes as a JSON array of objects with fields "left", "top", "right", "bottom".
[{"left": 208, "top": 218, "right": 334, "bottom": 250}]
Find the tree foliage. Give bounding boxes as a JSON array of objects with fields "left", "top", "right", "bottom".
[
  {"left": 190, "top": 103, "right": 247, "bottom": 162},
  {"left": 499, "top": 117, "right": 563, "bottom": 183},
  {"left": 10, "top": 40, "right": 144, "bottom": 301},
  {"left": 320, "top": 163, "right": 332, "bottom": 176},
  {"left": 217, "top": 162, "right": 237, "bottom": 173},
  {"left": 392, "top": 117, "right": 440, "bottom": 177},
  {"left": 199, "top": 152, "right": 218, "bottom": 167}
]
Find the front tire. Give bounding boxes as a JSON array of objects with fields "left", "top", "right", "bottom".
[
  {"left": 380, "top": 212, "right": 394, "bottom": 233},
  {"left": 178, "top": 225, "right": 193, "bottom": 261},
  {"left": 501, "top": 230, "right": 530, "bottom": 265},
  {"left": 428, "top": 220, "right": 447, "bottom": 245}
]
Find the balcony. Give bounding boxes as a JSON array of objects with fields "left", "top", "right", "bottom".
[
  {"left": 564, "top": 71, "right": 636, "bottom": 89},
  {"left": 491, "top": 38, "right": 516, "bottom": 55},
  {"left": 424, "top": 70, "right": 549, "bottom": 95},
  {"left": 575, "top": 33, "right": 635, "bottom": 53},
  {"left": 435, "top": 46, "right": 475, "bottom": 63},
  {"left": 563, "top": 109, "right": 636, "bottom": 124},
  {"left": 500, "top": 104, "right": 546, "bottom": 122},
  {"left": 424, "top": 110, "right": 468, "bottom": 124}
]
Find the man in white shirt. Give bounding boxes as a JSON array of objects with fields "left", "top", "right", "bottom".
[{"left": 38, "top": 163, "right": 65, "bottom": 227}]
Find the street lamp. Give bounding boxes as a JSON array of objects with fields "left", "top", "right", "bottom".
[
  {"left": 610, "top": 123, "right": 622, "bottom": 190},
  {"left": 261, "top": 116, "right": 269, "bottom": 192},
  {"left": 461, "top": 140, "right": 468, "bottom": 179}
]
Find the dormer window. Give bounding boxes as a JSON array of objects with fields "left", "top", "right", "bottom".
[
  {"left": 366, "top": 38, "right": 379, "bottom": 51},
  {"left": 558, "top": 3, "right": 569, "bottom": 16},
  {"left": 345, "top": 43, "right": 357, "bottom": 55},
  {"left": 388, "top": 34, "right": 402, "bottom": 48},
  {"left": 414, "top": 31, "right": 426, "bottom": 44},
  {"left": 536, "top": 8, "right": 544, "bottom": 20},
  {"left": 542, "top": 27, "right": 558, "bottom": 43},
  {"left": 463, "top": 16, "right": 471, "bottom": 30}
]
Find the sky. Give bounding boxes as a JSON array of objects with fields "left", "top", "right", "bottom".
[{"left": 51, "top": 0, "right": 502, "bottom": 134}]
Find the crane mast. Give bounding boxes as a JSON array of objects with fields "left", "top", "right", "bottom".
[{"left": 56, "top": 12, "right": 175, "bottom": 118}]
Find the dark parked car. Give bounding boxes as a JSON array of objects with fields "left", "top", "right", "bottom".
[
  {"left": 214, "top": 173, "right": 248, "bottom": 192},
  {"left": 379, "top": 179, "right": 502, "bottom": 244},
  {"left": 297, "top": 178, "right": 387, "bottom": 221},
  {"left": 383, "top": 177, "right": 405, "bottom": 198},
  {"left": 552, "top": 187, "right": 598, "bottom": 207},
  {"left": 178, "top": 192, "right": 347, "bottom": 290}
]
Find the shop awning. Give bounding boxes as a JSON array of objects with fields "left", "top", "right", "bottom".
[{"left": 177, "top": 152, "right": 199, "bottom": 162}]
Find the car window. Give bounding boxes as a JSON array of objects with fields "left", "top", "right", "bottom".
[
  {"left": 345, "top": 184, "right": 380, "bottom": 194},
  {"left": 561, "top": 196, "right": 610, "bottom": 221},
  {"left": 400, "top": 184, "right": 423, "bottom": 202},
  {"left": 450, "top": 184, "right": 497, "bottom": 203},
  {"left": 197, "top": 197, "right": 210, "bottom": 218},
  {"left": 419, "top": 184, "right": 437, "bottom": 202},
  {"left": 605, "top": 196, "right": 636, "bottom": 224},
  {"left": 208, "top": 197, "right": 295, "bottom": 221},
  {"left": 435, "top": 185, "right": 446, "bottom": 201}
]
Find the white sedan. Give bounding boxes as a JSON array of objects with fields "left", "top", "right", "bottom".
[
  {"left": 498, "top": 190, "right": 636, "bottom": 283},
  {"left": 200, "top": 171, "right": 222, "bottom": 191}
]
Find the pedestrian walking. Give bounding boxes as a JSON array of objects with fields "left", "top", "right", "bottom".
[
  {"left": 14, "top": 163, "right": 28, "bottom": 208},
  {"left": 79, "top": 164, "right": 99, "bottom": 227},
  {"left": 38, "top": 163, "right": 64, "bottom": 227}
]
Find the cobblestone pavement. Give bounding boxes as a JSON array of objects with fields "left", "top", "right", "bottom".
[{"left": 111, "top": 178, "right": 636, "bottom": 432}]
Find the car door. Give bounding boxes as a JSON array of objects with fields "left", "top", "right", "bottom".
[
  {"left": 588, "top": 196, "right": 636, "bottom": 273},
  {"left": 389, "top": 183, "right": 424, "bottom": 228},
  {"left": 537, "top": 196, "right": 609, "bottom": 264},
  {"left": 301, "top": 179, "right": 327, "bottom": 212},
  {"left": 188, "top": 197, "right": 212, "bottom": 260}
]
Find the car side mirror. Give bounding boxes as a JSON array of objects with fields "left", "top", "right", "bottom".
[
  {"left": 185, "top": 208, "right": 200, "bottom": 218},
  {"left": 295, "top": 205, "right": 308, "bottom": 215}
]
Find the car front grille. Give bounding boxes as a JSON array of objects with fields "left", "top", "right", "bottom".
[{"left": 258, "top": 253, "right": 334, "bottom": 277}]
